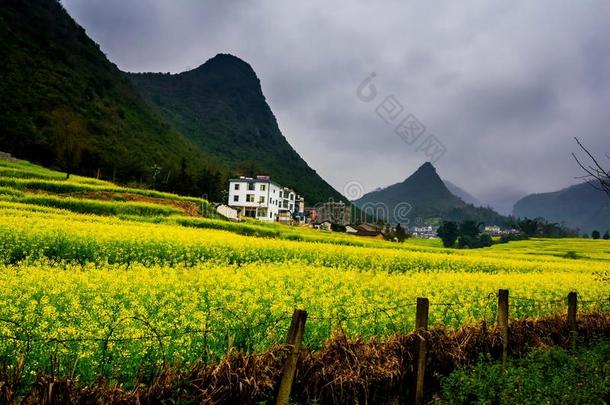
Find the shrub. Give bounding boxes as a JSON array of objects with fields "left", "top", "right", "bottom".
[{"left": 440, "top": 342, "right": 610, "bottom": 404}]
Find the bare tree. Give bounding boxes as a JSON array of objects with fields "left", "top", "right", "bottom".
[{"left": 572, "top": 137, "right": 609, "bottom": 198}]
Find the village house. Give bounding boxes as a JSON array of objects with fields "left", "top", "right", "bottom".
[
  {"left": 315, "top": 220, "right": 333, "bottom": 231},
  {"left": 227, "top": 176, "right": 302, "bottom": 222},
  {"left": 304, "top": 207, "right": 318, "bottom": 224},
  {"left": 292, "top": 196, "right": 307, "bottom": 224},
  {"left": 411, "top": 225, "right": 437, "bottom": 239},
  {"left": 346, "top": 224, "right": 382, "bottom": 237},
  {"left": 483, "top": 225, "right": 521, "bottom": 237},
  {"left": 483, "top": 225, "right": 502, "bottom": 236},
  {"left": 314, "top": 201, "right": 352, "bottom": 226}
]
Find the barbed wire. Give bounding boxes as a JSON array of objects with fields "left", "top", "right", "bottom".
[
  {"left": 0, "top": 293, "right": 608, "bottom": 347},
  {"left": 308, "top": 301, "right": 418, "bottom": 322}
]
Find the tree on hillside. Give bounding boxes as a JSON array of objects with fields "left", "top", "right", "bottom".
[
  {"left": 457, "top": 220, "right": 480, "bottom": 248},
  {"left": 516, "top": 218, "right": 542, "bottom": 237},
  {"left": 438, "top": 220, "right": 493, "bottom": 249},
  {"left": 197, "top": 166, "right": 224, "bottom": 202},
  {"left": 459, "top": 220, "right": 482, "bottom": 239},
  {"left": 394, "top": 223, "right": 408, "bottom": 242},
  {"left": 591, "top": 230, "right": 600, "bottom": 239},
  {"left": 514, "top": 217, "right": 578, "bottom": 238},
  {"left": 437, "top": 221, "right": 459, "bottom": 247},
  {"left": 479, "top": 233, "right": 494, "bottom": 247},
  {"left": 603, "top": 231, "right": 610, "bottom": 240},
  {"left": 174, "top": 157, "right": 193, "bottom": 195},
  {"left": 573, "top": 138, "right": 609, "bottom": 198},
  {"left": 456, "top": 220, "right": 495, "bottom": 248},
  {"left": 150, "top": 164, "right": 162, "bottom": 190},
  {"left": 237, "top": 160, "right": 264, "bottom": 178},
  {"left": 51, "top": 108, "right": 86, "bottom": 179}
]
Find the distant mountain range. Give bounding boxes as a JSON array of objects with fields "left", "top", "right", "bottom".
[
  {"left": 0, "top": 0, "right": 341, "bottom": 203},
  {"left": 513, "top": 181, "right": 610, "bottom": 233},
  {"left": 5, "top": 0, "right": 608, "bottom": 227},
  {"left": 354, "top": 162, "right": 510, "bottom": 226},
  {"left": 443, "top": 180, "right": 483, "bottom": 206}
]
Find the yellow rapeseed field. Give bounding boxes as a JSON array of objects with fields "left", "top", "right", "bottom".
[{"left": 0, "top": 159, "right": 608, "bottom": 385}]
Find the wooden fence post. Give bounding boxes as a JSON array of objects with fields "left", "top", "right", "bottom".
[
  {"left": 413, "top": 297, "right": 429, "bottom": 405},
  {"left": 276, "top": 309, "right": 307, "bottom": 405},
  {"left": 497, "top": 289, "right": 509, "bottom": 370},
  {"left": 227, "top": 333, "right": 235, "bottom": 353},
  {"left": 567, "top": 291, "right": 577, "bottom": 349}
]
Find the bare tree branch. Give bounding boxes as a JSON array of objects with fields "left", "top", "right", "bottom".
[{"left": 573, "top": 137, "right": 610, "bottom": 198}]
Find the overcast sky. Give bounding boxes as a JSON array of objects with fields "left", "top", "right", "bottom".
[{"left": 62, "top": 0, "right": 610, "bottom": 213}]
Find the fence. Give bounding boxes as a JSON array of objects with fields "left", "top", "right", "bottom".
[
  {"left": 0, "top": 290, "right": 609, "bottom": 404},
  {"left": 274, "top": 289, "right": 608, "bottom": 405}
]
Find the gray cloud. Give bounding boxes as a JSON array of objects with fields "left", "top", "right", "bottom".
[{"left": 63, "top": 0, "right": 610, "bottom": 213}]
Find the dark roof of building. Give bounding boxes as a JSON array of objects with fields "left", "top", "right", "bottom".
[{"left": 359, "top": 223, "right": 383, "bottom": 232}]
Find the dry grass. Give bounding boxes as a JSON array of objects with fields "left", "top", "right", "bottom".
[
  {"left": 78, "top": 191, "right": 203, "bottom": 216},
  {"left": 7, "top": 313, "right": 610, "bottom": 404}
]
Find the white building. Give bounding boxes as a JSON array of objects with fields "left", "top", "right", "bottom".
[
  {"left": 411, "top": 226, "right": 437, "bottom": 239},
  {"left": 215, "top": 203, "right": 241, "bottom": 221},
  {"left": 483, "top": 225, "right": 502, "bottom": 236},
  {"left": 228, "top": 176, "right": 299, "bottom": 221}
]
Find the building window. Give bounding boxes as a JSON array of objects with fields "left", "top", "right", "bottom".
[
  {"left": 270, "top": 212, "right": 273, "bottom": 218},
  {"left": 233, "top": 195, "right": 239, "bottom": 202},
  {"left": 248, "top": 183, "right": 255, "bottom": 191},
  {"left": 259, "top": 196, "right": 265, "bottom": 203},
  {"left": 234, "top": 183, "right": 240, "bottom": 190},
  {"left": 246, "top": 194, "right": 254, "bottom": 202},
  {"left": 260, "top": 184, "right": 266, "bottom": 191}
]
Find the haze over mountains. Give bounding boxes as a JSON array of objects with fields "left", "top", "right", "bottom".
[
  {"left": 354, "top": 162, "right": 509, "bottom": 226},
  {"left": 1, "top": 0, "right": 609, "bottom": 232},
  {"left": 514, "top": 181, "right": 610, "bottom": 233},
  {"left": 357, "top": 161, "right": 609, "bottom": 232},
  {"left": 443, "top": 180, "right": 483, "bottom": 207}
]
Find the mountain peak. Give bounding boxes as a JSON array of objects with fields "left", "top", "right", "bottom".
[
  {"left": 175, "top": 53, "right": 263, "bottom": 94},
  {"left": 411, "top": 161, "right": 437, "bottom": 176},
  {"left": 354, "top": 162, "right": 465, "bottom": 222},
  {"left": 127, "top": 53, "right": 343, "bottom": 203},
  {"left": 203, "top": 53, "right": 253, "bottom": 70},
  {"left": 403, "top": 162, "right": 442, "bottom": 186},
  {"left": 354, "top": 163, "right": 507, "bottom": 225},
  {"left": 187, "top": 53, "right": 258, "bottom": 81}
]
